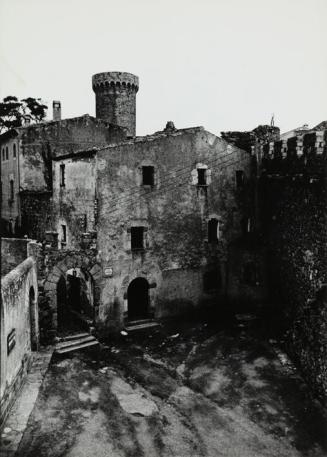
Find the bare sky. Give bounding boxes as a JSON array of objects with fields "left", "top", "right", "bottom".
[{"left": 1, "top": 0, "right": 326, "bottom": 136}]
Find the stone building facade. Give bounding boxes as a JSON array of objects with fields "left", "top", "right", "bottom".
[
  {"left": 0, "top": 113, "right": 126, "bottom": 239},
  {"left": 1, "top": 70, "right": 326, "bottom": 404}
]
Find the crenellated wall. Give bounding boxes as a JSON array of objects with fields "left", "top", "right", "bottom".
[{"left": 258, "top": 127, "right": 327, "bottom": 403}]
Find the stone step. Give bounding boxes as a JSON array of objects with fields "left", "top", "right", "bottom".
[
  {"left": 58, "top": 332, "right": 90, "bottom": 343},
  {"left": 56, "top": 335, "right": 95, "bottom": 349},
  {"left": 125, "top": 321, "right": 160, "bottom": 332},
  {"left": 55, "top": 339, "right": 99, "bottom": 355},
  {"left": 127, "top": 318, "right": 154, "bottom": 326}
]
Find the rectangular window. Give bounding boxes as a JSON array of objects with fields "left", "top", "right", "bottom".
[
  {"left": 236, "top": 170, "right": 244, "bottom": 188},
  {"left": 62, "top": 224, "right": 67, "bottom": 242},
  {"left": 9, "top": 180, "right": 14, "bottom": 201},
  {"left": 197, "top": 168, "right": 207, "bottom": 185},
  {"left": 142, "top": 166, "right": 154, "bottom": 186},
  {"left": 60, "top": 164, "right": 65, "bottom": 187},
  {"left": 13, "top": 144, "right": 16, "bottom": 158},
  {"left": 5, "top": 147, "right": 8, "bottom": 161},
  {"left": 208, "top": 219, "right": 218, "bottom": 243},
  {"left": 131, "top": 227, "right": 144, "bottom": 250}
]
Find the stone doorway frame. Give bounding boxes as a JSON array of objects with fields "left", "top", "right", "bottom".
[{"left": 43, "top": 256, "right": 102, "bottom": 335}]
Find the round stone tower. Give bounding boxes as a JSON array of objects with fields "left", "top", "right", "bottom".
[{"left": 92, "top": 72, "right": 139, "bottom": 137}]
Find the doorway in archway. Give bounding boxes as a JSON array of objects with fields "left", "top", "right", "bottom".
[
  {"left": 127, "top": 277, "right": 149, "bottom": 321},
  {"left": 57, "top": 269, "right": 94, "bottom": 334}
]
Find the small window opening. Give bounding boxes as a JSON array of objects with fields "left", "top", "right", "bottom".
[
  {"left": 208, "top": 218, "right": 219, "bottom": 242},
  {"left": 236, "top": 170, "right": 244, "bottom": 188},
  {"left": 13, "top": 144, "right": 16, "bottom": 158},
  {"left": 9, "top": 179, "right": 14, "bottom": 201},
  {"left": 5, "top": 147, "right": 9, "bottom": 160},
  {"left": 61, "top": 224, "right": 67, "bottom": 243},
  {"left": 203, "top": 268, "right": 221, "bottom": 291},
  {"left": 197, "top": 168, "right": 207, "bottom": 185},
  {"left": 131, "top": 227, "right": 144, "bottom": 250},
  {"left": 60, "top": 164, "right": 65, "bottom": 187},
  {"left": 142, "top": 166, "right": 154, "bottom": 186}
]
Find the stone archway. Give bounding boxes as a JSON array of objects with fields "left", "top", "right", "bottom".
[{"left": 43, "top": 255, "right": 102, "bottom": 335}]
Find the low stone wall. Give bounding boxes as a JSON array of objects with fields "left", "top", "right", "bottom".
[{"left": 0, "top": 257, "right": 39, "bottom": 426}]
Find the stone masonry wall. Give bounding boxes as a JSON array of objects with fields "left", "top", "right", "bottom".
[
  {"left": 0, "top": 257, "right": 38, "bottom": 426},
  {"left": 96, "top": 127, "right": 259, "bottom": 331},
  {"left": 261, "top": 145, "right": 327, "bottom": 403}
]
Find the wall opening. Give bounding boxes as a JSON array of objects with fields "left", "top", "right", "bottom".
[
  {"left": 208, "top": 218, "right": 219, "bottom": 243},
  {"left": 57, "top": 268, "right": 94, "bottom": 334},
  {"left": 197, "top": 168, "right": 207, "bottom": 186},
  {"left": 131, "top": 227, "right": 144, "bottom": 250},
  {"left": 29, "top": 286, "right": 38, "bottom": 351},
  {"left": 60, "top": 164, "right": 65, "bottom": 187},
  {"left": 127, "top": 277, "right": 149, "bottom": 321},
  {"left": 142, "top": 166, "right": 154, "bottom": 186}
]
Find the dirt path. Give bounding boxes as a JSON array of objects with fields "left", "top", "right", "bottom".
[{"left": 15, "top": 319, "right": 327, "bottom": 457}]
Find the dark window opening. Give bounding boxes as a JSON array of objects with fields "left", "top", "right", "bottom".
[
  {"left": 142, "top": 166, "right": 154, "bottom": 186},
  {"left": 13, "top": 144, "right": 16, "bottom": 158},
  {"left": 203, "top": 268, "right": 221, "bottom": 291},
  {"left": 5, "top": 147, "right": 8, "bottom": 160},
  {"left": 131, "top": 227, "right": 144, "bottom": 250},
  {"left": 208, "top": 218, "right": 219, "bottom": 242},
  {"left": 60, "top": 164, "right": 65, "bottom": 187},
  {"left": 236, "top": 170, "right": 244, "bottom": 188},
  {"left": 62, "top": 224, "right": 67, "bottom": 243},
  {"left": 197, "top": 168, "right": 207, "bottom": 185},
  {"left": 9, "top": 180, "right": 14, "bottom": 201}
]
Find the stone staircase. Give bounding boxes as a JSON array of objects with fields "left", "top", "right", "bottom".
[
  {"left": 124, "top": 319, "right": 160, "bottom": 333},
  {"left": 55, "top": 332, "right": 99, "bottom": 355}
]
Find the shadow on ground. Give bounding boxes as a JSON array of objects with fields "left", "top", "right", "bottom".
[{"left": 15, "top": 310, "right": 327, "bottom": 457}]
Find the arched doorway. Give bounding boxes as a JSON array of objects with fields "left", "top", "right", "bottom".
[
  {"left": 29, "top": 286, "right": 38, "bottom": 351},
  {"left": 127, "top": 277, "right": 149, "bottom": 321}
]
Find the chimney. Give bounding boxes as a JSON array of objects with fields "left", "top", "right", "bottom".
[{"left": 53, "top": 100, "right": 61, "bottom": 121}]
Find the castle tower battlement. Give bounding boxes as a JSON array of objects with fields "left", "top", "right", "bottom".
[{"left": 92, "top": 71, "right": 139, "bottom": 137}]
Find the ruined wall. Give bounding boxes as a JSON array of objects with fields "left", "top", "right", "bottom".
[
  {"left": 0, "top": 257, "right": 38, "bottom": 426},
  {"left": 52, "top": 151, "right": 97, "bottom": 250},
  {"left": 259, "top": 130, "right": 327, "bottom": 403},
  {"left": 96, "top": 127, "right": 255, "bottom": 330}
]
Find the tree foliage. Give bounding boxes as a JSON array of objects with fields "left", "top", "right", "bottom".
[{"left": 0, "top": 96, "right": 48, "bottom": 133}]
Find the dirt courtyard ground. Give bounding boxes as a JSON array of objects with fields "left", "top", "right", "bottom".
[{"left": 14, "top": 314, "right": 327, "bottom": 457}]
